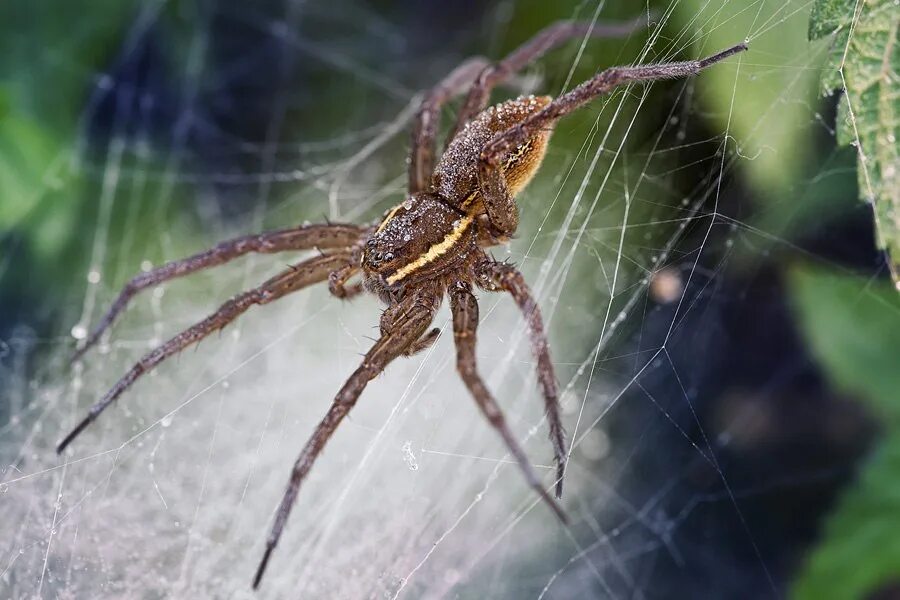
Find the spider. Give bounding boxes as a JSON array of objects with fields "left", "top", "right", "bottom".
[{"left": 57, "top": 18, "right": 747, "bottom": 589}]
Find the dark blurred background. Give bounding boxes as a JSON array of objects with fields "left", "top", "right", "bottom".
[{"left": 2, "top": 1, "right": 896, "bottom": 598}]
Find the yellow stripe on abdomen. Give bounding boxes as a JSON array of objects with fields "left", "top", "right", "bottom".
[{"left": 386, "top": 215, "right": 474, "bottom": 285}]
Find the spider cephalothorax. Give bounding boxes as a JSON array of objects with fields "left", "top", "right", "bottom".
[{"left": 59, "top": 17, "right": 746, "bottom": 589}]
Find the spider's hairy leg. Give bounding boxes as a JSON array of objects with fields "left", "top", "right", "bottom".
[
  {"left": 449, "top": 16, "right": 651, "bottom": 140},
  {"left": 404, "top": 328, "right": 441, "bottom": 356},
  {"left": 327, "top": 259, "right": 364, "bottom": 299},
  {"left": 252, "top": 290, "right": 438, "bottom": 590},
  {"left": 378, "top": 301, "right": 442, "bottom": 356},
  {"left": 475, "top": 260, "right": 566, "bottom": 498},
  {"left": 477, "top": 42, "right": 748, "bottom": 237},
  {"left": 72, "top": 223, "right": 367, "bottom": 363},
  {"left": 57, "top": 253, "right": 354, "bottom": 455},
  {"left": 448, "top": 281, "right": 567, "bottom": 522},
  {"left": 409, "top": 56, "right": 490, "bottom": 194}
]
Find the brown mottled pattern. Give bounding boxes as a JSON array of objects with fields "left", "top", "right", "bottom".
[{"left": 435, "top": 95, "right": 554, "bottom": 213}]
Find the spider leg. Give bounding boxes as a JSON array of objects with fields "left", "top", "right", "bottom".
[
  {"left": 72, "top": 223, "right": 368, "bottom": 362},
  {"left": 409, "top": 56, "right": 491, "bottom": 194},
  {"left": 403, "top": 327, "right": 441, "bottom": 356},
  {"left": 475, "top": 260, "right": 566, "bottom": 498},
  {"left": 252, "top": 291, "right": 438, "bottom": 589},
  {"left": 448, "top": 281, "right": 567, "bottom": 522},
  {"left": 379, "top": 302, "right": 441, "bottom": 356},
  {"left": 327, "top": 260, "right": 364, "bottom": 299},
  {"left": 57, "top": 253, "right": 354, "bottom": 454},
  {"left": 477, "top": 42, "right": 748, "bottom": 237},
  {"left": 449, "top": 17, "right": 649, "bottom": 141}
]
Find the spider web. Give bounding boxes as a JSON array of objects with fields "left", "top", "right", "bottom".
[{"left": 0, "top": 1, "right": 862, "bottom": 598}]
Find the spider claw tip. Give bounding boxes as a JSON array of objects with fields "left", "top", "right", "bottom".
[{"left": 252, "top": 547, "right": 274, "bottom": 590}]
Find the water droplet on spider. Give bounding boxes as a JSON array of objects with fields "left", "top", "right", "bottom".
[
  {"left": 70, "top": 324, "right": 87, "bottom": 340},
  {"left": 160, "top": 415, "right": 173, "bottom": 428},
  {"left": 402, "top": 199, "right": 414, "bottom": 210}
]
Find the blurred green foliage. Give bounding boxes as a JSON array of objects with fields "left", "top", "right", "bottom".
[
  {"left": 786, "top": 4, "right": 900, "bottom": 598},
  {"left": 789, "top": 268, "right": 900, "bottom": 599}
]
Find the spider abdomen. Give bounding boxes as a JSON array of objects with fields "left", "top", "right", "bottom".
[{"left": 434, "top": 95, "right": 555, "bottom": 212}]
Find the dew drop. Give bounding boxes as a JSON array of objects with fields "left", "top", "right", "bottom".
[
  {"left": 140, "top": 260, "right": 153, "bottom": 272},
  {"left": 70, "top": 324, "right": 87, "bottom": 340},
  {"left": 87, "top": 270, "right": 101, "bottom": 284},
  {"left": 160, "top": 415, "right": 173, "bottom": 428}
]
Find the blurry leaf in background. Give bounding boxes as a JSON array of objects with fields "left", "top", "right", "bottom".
[
  {"left": 808, "top": 0, "right": 900, "bottom": 286},
  {"left": 792, "top": 435, "right": 900, "bottom": 600},
  {"left": 789, "top": 267, "right": 900, "bottom": 421},
  {"left": 677, "top": 0, "right": 819, "bottom": 202},
  {"left": 789, "top": 266, "right": 900, "bottom": 599}
]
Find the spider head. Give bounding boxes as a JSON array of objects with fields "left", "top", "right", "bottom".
[{"left": 363, "top": 193, "right": 476, "bottom": 292}]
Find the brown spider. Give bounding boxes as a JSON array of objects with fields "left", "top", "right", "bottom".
[{"left": 58, "top": 18, "right": 747, "bottom": 589}]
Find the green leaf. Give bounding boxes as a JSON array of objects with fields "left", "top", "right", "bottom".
[
  {"left": 789, "top": 267, "right": 900, "bottom": 420},
  {"left": 789, "top": 267, "right": 900, "bottom": 599},
  {"left": 809, "top": 0, "right": 900, "bottom": 283},
  {"left": 808, "top": 0, "right": 854, "bottom": 41},
  {"left": 792, "top": 435, "right": 900, "bottom": 600}
]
